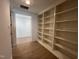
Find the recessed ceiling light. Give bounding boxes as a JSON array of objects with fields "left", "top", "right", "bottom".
[{"left": 26, "top": 0, "right": 30, "bottom": 5}]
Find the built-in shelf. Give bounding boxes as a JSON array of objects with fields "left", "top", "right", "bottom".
[
  {"left": 56, "top": 29, "right": 77, "bottom": 32},
  {"left": 56, "top": 7, "right": 77, "bottom": 15},
  {"left": 39, "top": 18, "right": 43, "bottom": 20},
  {"left": 44, "top": 28, "right": 53, "bottom": 30},
  {"left": 43, "top": 33, "right": 52, "bottom": 37},
  {"left": 56, "top": 20, "right": 77, "bottom": 23},
  {"left": 38, "top": 0, "right": 77, "bottom": 59},
  {"left": 44, "top": 22, "right": 52, "bottom": 24},
  {"left": 38, "top": 39, "right": 52, "bottom": 50},
  {"left": 55, "top": 36, "right": 77, "bottom": 45},
  {"left": 38, "top": 35, "right": 42, "bottom": 39},
  {"left": 39, "top": 23, "right": 44, "bottom": 25},
  {"left": 44, "top": 15, "right": 54, "bottom": 18},
  {"left": 38, "top": 31, "right": 42, "bottom": 34},
  {"left": 43, "top": 37, "right": 51, "bottom": 43},
  {"left": 39, "top": 28, "right": 43, "bottom": 30},
  {"left": 55, "top": 44, "right": 77, "bottom": 56}
]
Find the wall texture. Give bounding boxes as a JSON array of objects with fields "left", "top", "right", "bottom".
[{"left": 0, "top": 0, "right": 12, "bottom": 59}]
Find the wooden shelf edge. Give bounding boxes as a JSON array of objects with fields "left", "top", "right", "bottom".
[
  {"left": 55, "top": 36, "right": 77, "bottom": 45},
  {"left": 43, "top": 33, "right": 52, "bottom": 37},
  {"left": 56, "top": 20, "right": 77, "bottom": 23},
  {"left": 56, "top": 29, "right": 77, "bottom": 32},
  {"left": 44, "top": 15, "right": 54, "bottom": 18},
  {"left": 56, "top": 7, "right": 77, "bottom": 15},
  {"left": 55, "top": 43, "right": 77, "bottom": 56},
  {"left": 43, "top": 37, "right": 52, "bottom": 43}
]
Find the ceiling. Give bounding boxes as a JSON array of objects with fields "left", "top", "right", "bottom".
[{"left": 11, "top": 0, "right": 65, "bottom": 14}]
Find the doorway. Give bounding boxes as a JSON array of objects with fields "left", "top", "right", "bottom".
[{"left": 15, "top": 13, "right": 32, "bottom": 44}]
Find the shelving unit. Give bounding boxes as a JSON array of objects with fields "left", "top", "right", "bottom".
[
  {"left": 38, "top": 7, "right": 55, "bottom": 50},
  {"left": 54, "top": 0, "right": 78, "bottom": 59},
  {"left": 54, "top": 43, "right": 77, "bottom": 56},
  {"left": 38, "top": 14, "right": 44, "bottom": 41},
  {"left": 55, "top": 36, "right": 77, "bottom": 45},
  {"left": 38, "top": 0, "right": 78, "bottom": 59},
  {"left": 55, "top": 29, "right": 77, "bottom": 32}
]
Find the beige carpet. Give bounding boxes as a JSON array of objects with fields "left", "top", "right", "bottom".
[{"left": 13, "top": 41, "right": 58, "bottom": 59}]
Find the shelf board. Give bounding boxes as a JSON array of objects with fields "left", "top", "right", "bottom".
[
  {"left": 39, "top": 18, "right": 43, "bottom": 20},
  {"left": 43, "top": 37, "right": 52, "bottom": 43},
  {"left": 38, "top": 35, "right": 42, "bottom": 39},
  {"left": 43, "top": 33, "right": 52, "bottom": 37},
  {"left": 44, "top": 15, "right": 54, "bottom": 18},
  {"left": 56, "top": 7, "right": 77, "bottom": 15},
  {"left": 56, "top": 20, "right": 77, "bottom": 23},
  {"left": 38, "top": 31, "right": 42, "bottom": 34},
  {"left": 56, "top": 29, "right": 77, "bottom": 32},
  {"left": 38, "top": 39, "right": 52, "bottom": 51},
  {"left": 55, "top": 43, "right": 77, "bottom": 56},
  {"left": 44, "top": 22, "right": 53, "bottom": 24},
  {"left": 55, "top": 36, "right": 77, "bottom": 45},
  {"left": 39, "top": 28, "right": 43, "bottom": 30},
  {"left": 44, "top": 28, "right": 53, "bottom": 30},
  {"left": 39, "top": 23, "right": 43, "bottom": 25}
]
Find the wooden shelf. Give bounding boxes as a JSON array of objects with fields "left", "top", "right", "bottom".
[
  {"left": 56, "top": 7, "right": 77, "bottom": 15},
  {"left": 38, "top": 35, "right": 42, "bottom": 39},
  {"left": 38, "top": 40, "right": 52, "bottom": 51},
  {"left": 38, "top": 23, "right": 44, "bottom": 25},
  {"left": 56, "top": 29, "right": 77, "bottom": 32},
  {"left": 44, "top": 28, "right": 53, "bottom": 30},
  {"left": 44, "top": 15, "right": 54, "bottom": 18},
  {"left": 43, "top": 37, "right": 51, "bottom": 43},
  {"left": 55, "top": 36, "right": 77, "bottom": 45},
  {"left": 43, "top": 33, "right": 52, "bottom": 37},
  {"left": 39, "top": 18, "right": 43, "bottom": 20},
  {"left": 38, "top": 0, "right": 77, "bottom": 59},
  {"left": 38, "top": 31, "right": 42, "bottom": 34},
  {"left": 55, "top": 43, "right": 77, "bottom": 56},
  {"left": 44, "top": 22, "right": 51, "bottom": 24},
  {"left": 56, "top": 20, "right": 77, "bottom": 23}
]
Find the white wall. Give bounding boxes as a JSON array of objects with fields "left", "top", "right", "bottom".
[
  {"left": 15, "top": 14, "right": 32, "bottom": 38},
  {"left": 0, "top": 0, "right": 12, "bottom": 59},
  {"left": 12, "top": 9, "right": 38, "bottom": 41}
]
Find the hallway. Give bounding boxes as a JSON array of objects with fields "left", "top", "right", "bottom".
[
  {"left": 13, "top": 41, "right": 58, "bottom": 59},
  {"left": 0, "top": 0, "right": 78, "bottom": 59}
]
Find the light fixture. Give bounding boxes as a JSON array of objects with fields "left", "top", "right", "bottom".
[{"left": 25, "top": 0, "right": 30, "bottom": 5}]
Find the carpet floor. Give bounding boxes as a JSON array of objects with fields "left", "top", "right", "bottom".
[{"left": 13, "top": 41, "right": 58, "bottom": 59}]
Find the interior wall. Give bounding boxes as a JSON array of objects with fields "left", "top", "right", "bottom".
[
  {"left": 12, "top": 9, "right": 38, "bottom": 42},
  {"left": 0, "top": 0, "right": 12, "bottom": 59},
  {"left": 11, "top": 12, "right": 16, "bottom": 47}
]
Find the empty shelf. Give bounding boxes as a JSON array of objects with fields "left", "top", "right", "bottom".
[
  {"left": 44, "top": 15, "right": 54, "bottom": 18},
  {"left": 56, "top": 20, "right": 77, "bottom": 23},
  {"left": 43, "top": 33, "right": 52, "bottom": 37},
  {"left": 55, "top": 36, "right": 77, "bottom": 45},
  {"left": 56, "top": 29, "right": 77, "bottom": 32},
  {"left": 56, "top": 7, "right": 77, "bottom": 15},
  {"left": 55, "top": 44, "right": 77, "bottom": 56},
  {"left": 38, "top": 31, "right": 42, "bottom": 34},
  {"left": 43, "top": 37, "right": 52, "bottom": 43}
]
